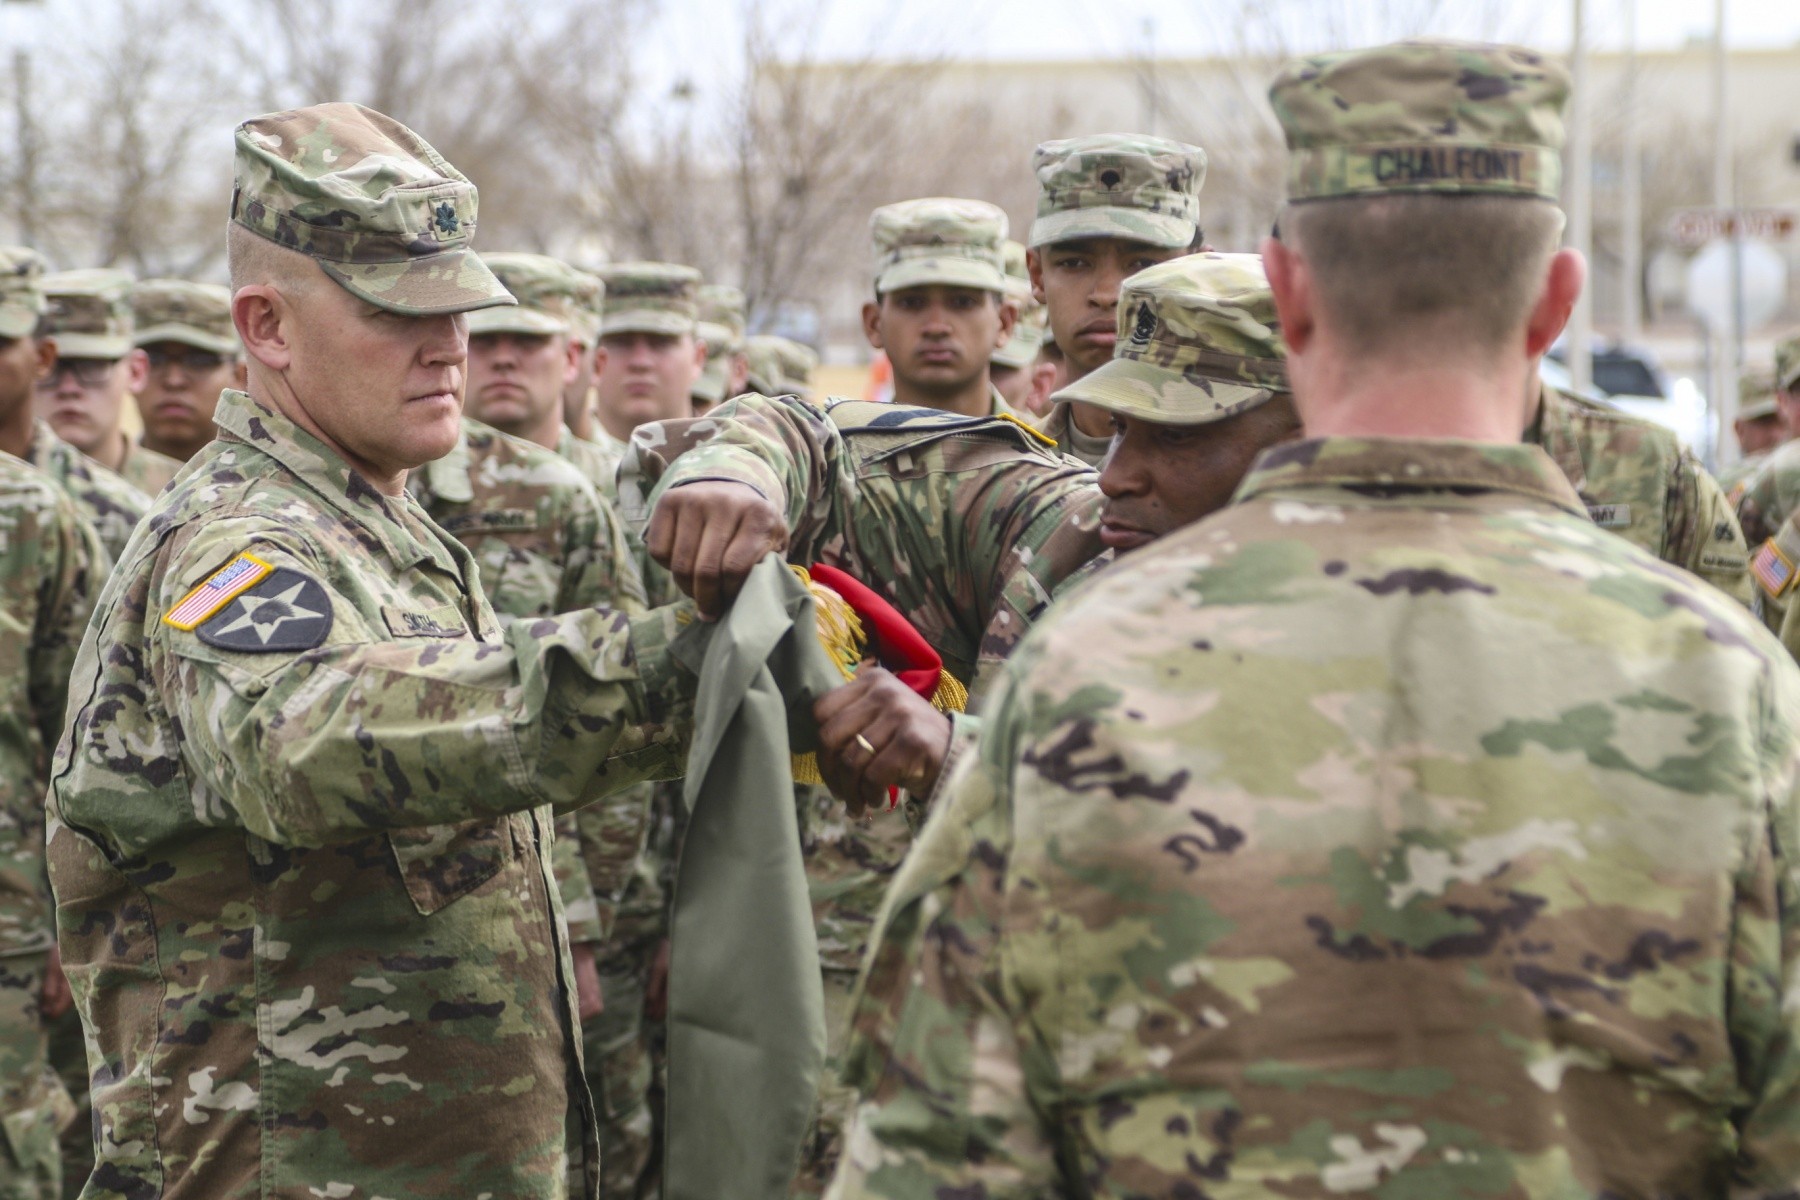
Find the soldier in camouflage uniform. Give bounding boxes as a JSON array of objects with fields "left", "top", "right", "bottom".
[
  {"left": 1027, "top": 134, "right": 1208, "bottom": 466},
  {"left": 588, "top": 263, "right": 705, "bottom": 493},
  {"left": 0, "top": 467, "right": 95, "bottom": 1200},
  {"left": 861, "top": 198, "right": 1018, "bottom": 419},
  {"left": 989, "top": 240, "right": 1053, "bottom": 416},
  {"left": 39, "top": 270, "right": 182, "bottom": 496},
  {"left": 130, "top": 279, "right": 244, "bottom": 465},
  {"left": 0, "top": 248, "right": 149, "bottom": 568},
  {"left": 1739, "top": 332, "right": 1800, "bottom": 547},
  {"left": 1525, "top": 380, "right": 1750, "bottom": 604},
  {"left": 692, "top": 284, "right": 749, "bottom": 416},
  {"left": 620, "top": 387, "right": 1107, "bottom": 1191},
  {"left": 827, "top": 41, "right": 1800, "bottom": 1199},
  {"left": 1721, "top": 370, "right": 1786, "bottom": 500},
  {"left": 559, "top": 263, "right": 607, "bottom": 443},
  {"left": 46, "top": 102, "right": 697, "bottom": 1200}
]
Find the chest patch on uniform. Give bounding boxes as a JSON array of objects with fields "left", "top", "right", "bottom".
[
  {"left": 163, "top": 552, "right": 274, "bottom": 630},
  {"left": 195, "top": 568, "right": 333, "bottom": 652},
  {"left": 383, "top": 604, "right": 467, "bottom": 638},
  {"left": 1752, "top": 539, "right": 1797, "bottom": 598},
  {"left": 1585, "top": 503, "right": 1631, "bottom": 528}
]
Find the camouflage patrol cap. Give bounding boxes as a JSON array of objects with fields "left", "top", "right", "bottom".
[
  {"left": 466, "top": 252, "right": 593, "bottom": 338},
  {"left": 1053, "top": 252, "right": 1287, "bottom": 425},
  {"left": 1028, "top": 134, "right": 1206, "bottom": 250},
  {"left": 870, "top": 197, "right": 1008, "bottom": 295},
  {"left": 566, "top": 264, "right": 605, "bottom": 346},
  {"left": 1739, "top": 369, "right": 1780, "bottom": 423},
  {"left": 0, "top": 246, "right": 47, "bottom": 339},
  {"left": 231, "top": 102, "right": 513, "bottom": 317},
  {"left": 599, "top": 262, "right": 701, "bottom": 337},
  {"left": 130, "top": 279, "right": 239, "bottom": 356},
  {"left": 993, "top": 239, "right": 1046, "bottom": 370},
  {"left": 744, "top": 334, "right": 815, "bottom": 396},
  {"left": 43, "top": 268, "right": 135, "bottom": 359},
  {"left": 694, "top": 285, "right": 747, "bottom": 405},
  {"left": 1270, "top": 39, "right": 1570, "bottom": 203},
  {"left": 1775, "top": 331, "right": 1800, "bottom": 393}
]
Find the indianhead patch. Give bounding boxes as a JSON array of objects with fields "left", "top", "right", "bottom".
[{"left": 195, "top": 568, "right": 334, "bottom": 652}]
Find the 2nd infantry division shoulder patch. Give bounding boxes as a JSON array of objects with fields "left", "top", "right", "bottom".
[
  {"left": 1751, "top": 538, "right": 1796, "bottom": 599},
  {"left": 194, "top": 567, "right": 335, "bottom": 653}
]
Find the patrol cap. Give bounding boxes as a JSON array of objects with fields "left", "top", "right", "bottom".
[
  {"left": 1740, "top": 369, "right": 1781, "bottom": 421},
  {"left": 1776, "top": 332, "right": 1800, "bottom": 394},
  {"left": 467, "top": 252, "right": 592, "bottom": 337},
  {"left": 870, "top": 197, "right": 1008, "bottom": 295},
  {"left": 566, "top": 264, "right": 605, "bottom": 346},
  {"left": 231, "top": 102, "right": 513, "bottom": 317},
  {"left": 1028, "top": 134, "right": 1206, "bottom": 250},
  {"left": 744, "top": 334, "right": 815, "bottom": 396},
  {"left": 993, "top": 239, "right": 1045, "bottom": 370},
  {"left": 599, "top": 262, "right": 701, "bottom": 337},
  {"left": 693, "top": 284, "right": 746, "bottom": 405},
  {"left": 43, "top": 268, "right": 135, "bottom": 359},
  {"left": 130, "top": 279, "right": 239, "bottom": 356},
  {"left": 0, "top": 246, "right": 47, "bottom": 340},
  {"left": 1052, "top": 252, "right": 1287, "bottom": 426},
  {"left": 1270, "top": 39, "right": 1571, "bottom": 203}
]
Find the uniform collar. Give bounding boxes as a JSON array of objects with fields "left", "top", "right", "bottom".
[
  {"left": 417, "top": 419, "right": 475, "bottom": 504},
  {"left": 212, "top": 389, "right": 458, "bottom": 574},
  {"left": 1235, "top": 435, "right": 1588, "bottom": 517},
  {"left": 1522, "top": 381, "right": 1586, "bottom": 492}
]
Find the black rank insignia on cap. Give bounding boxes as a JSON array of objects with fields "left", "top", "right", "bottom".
[
  {"left": 197, "top": 568, "right": 334, "bottom": 653},
  {"left": 1129, "top": 304, "right": 1157, "bottom": 346}
]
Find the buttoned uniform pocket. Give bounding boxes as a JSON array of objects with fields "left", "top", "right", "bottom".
[{"left": 386, "top": 818, "right": 512, "bottom": 916}]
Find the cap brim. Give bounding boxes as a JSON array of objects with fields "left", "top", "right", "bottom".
[
  {"left": 319, "top": 247, "right": 517, "bottom": 317},
  {"left": 1053, "top": 355, "right": 1276, "bottom": 425},
  {"left": 51, "top": 335, "right": 132, "bottom": 359},
  {"left": 1028, "top": 206, "right": 1194, "bottom": 250},
  {"left": 0, "top": 301, "right": 38, "bottom": 339},
  {"left": 466, "top": 306, "right": 569, "bottom": 336},
  {"left": 133, "top": 323, "right": 240, "bottom": 356},
  {"left": 992, "top": 324, "right": 1046, "bottom": 370},
  {"left": 1740, "top": 399, "right": 1782, "bottom": 421},
  {"left": 602, "top": 310, "right": 694, "bottom": 337},
  {"left": 876, "top": 260, "right": 1007, "bottom": 295}
]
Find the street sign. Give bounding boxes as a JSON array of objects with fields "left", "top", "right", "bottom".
[
  {"left": 1684, "top": 237, "right": 1788, "bottom": 332},
  {"left": 1668, "top": 207, "right": 1798, "bottom": 247}
]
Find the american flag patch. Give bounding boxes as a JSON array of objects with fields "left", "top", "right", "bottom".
[
  {"left": 1751, "top": 539, "right": 1796, "bottom": 599},
  {"left": 162, "top": 553, "right": 274, "bottom": 630}
]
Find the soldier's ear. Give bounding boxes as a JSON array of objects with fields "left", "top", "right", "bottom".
[
  {"left": 994, "top": 297, "right": 1017, "bottom": 350},
  {"left": 861, "top": 301, "right": 884, "bottom": 352},
  {"left": 1026, "top": 249, "right": 1046, "bottom": 305},
  {"left": 233, "top": 286, "right": 292, "bottom": 372},
  {"left": 1261, "top": 236, "right": 1313, "bottom": 357},
  {"left": 1524, "top": 248, "right": 1585, "bottom": 360}
]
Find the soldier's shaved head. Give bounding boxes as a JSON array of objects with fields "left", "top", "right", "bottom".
[
  {"left": 226, "top": 222, "right": 319, "bottom": 300},
  {"left": 1282, "top": 195, "right": 1563, "bottom": 362}
]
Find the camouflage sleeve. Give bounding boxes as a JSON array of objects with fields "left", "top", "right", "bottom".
[
  {"left": 145, "top": 523, "right": 694, "bottom": 852},
  {"left": 574, "top": 780, "right": 657, "bottom": 942},
  {"left": 0, "top": 483, "right": 92, "bottom": 954},
  {"left": 834, "top": 669, "right": 1062, "bottom": 1195},
  {"left": 617, "top": 393, "right": 851, "bottom": 552},
  {"left": 1738, "top": 459, "right": 1800, "bottom": 551},
  {"left": 1729, "top": 657, "right": 1800, "bottom": 1186},
  {"left": 1664, "top": 451, "right": 1752, "bottom": 606}
]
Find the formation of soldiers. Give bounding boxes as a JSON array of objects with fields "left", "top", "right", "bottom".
[{"left": 3, "top": 31, "right": 1800, "bottom": 1200}]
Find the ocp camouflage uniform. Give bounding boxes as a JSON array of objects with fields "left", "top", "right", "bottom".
[
  {"left": 1026, "top": 135, "right": 1208, "bottom": 467},
  {"left": 1720, "top": 371, "right": 1782, "bottom": 499},
  {"left": 1529, "top": 383, "right": 1751, "bottom": 605},
  {"left": 0, "top": 467, "right": 94, "bottom": 1200},
  {"left": 743, "top": 335, "right": 817, "bottom": 399},
  {"left": 407, "top": 416, "right": 653, "bottom": 956},
  {"left": 829, "top": 36, "right": 1800, "bottom": 1199},
  {"left": 1738, "top": 333, "right": 1800, "bottom": 546},
  {"left": 24, "top": 421, "right": 148, "bottom": 569},
  {"left": 620, "top": 392, "right": 1108, "bottom": 1191},
  {"left": 991, "top": 240, "right": 1047, "bottom": 380},
  {"left": 45, "top": 103, "right": 699, "bottom": 1200}
]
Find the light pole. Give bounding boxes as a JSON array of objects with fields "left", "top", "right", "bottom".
[
  {"left": 1568, "top": 0, "right": 1594, "bottom": 391},
  {"left": 3, "top": 0, "right": 44, "bottom": 247}
]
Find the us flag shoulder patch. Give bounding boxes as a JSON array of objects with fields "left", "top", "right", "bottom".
[
  {"left": 163, "top": 552, "right": 274, "bottom": 631},
  {"left": 1751, "top": 538, "right": 1796, "bottom": 599}
]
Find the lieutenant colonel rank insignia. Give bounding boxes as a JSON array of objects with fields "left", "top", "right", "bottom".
[{"left": 195, "top": 568, "right": 334, "bottom": 652}]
